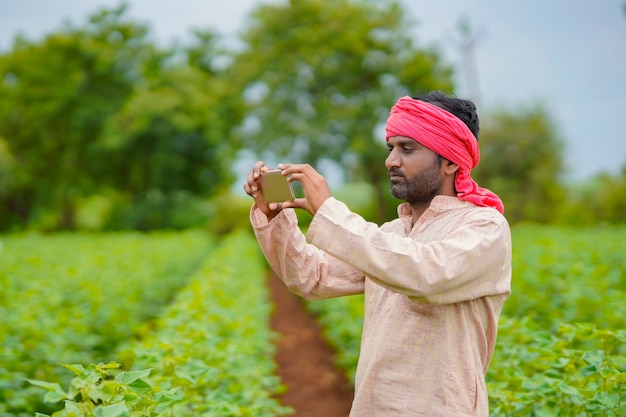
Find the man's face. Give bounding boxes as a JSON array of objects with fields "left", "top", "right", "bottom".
[{"left": 385, "top": 135, "right": 443, "bottom": 205}]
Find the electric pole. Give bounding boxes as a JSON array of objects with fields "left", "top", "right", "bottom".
[{"left": 451, "top": 16, "right": 485, "bottom": 107}]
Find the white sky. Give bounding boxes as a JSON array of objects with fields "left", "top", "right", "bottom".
[{"left": 1, "top": 0, "right": 625, "bottom": 181}]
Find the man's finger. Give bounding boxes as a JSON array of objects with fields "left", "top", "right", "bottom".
[
  {"left": 280, "top": 198, "right": 307, "bottom": 210},
  {"left": 253, "top": 160, "right": 276, "bottom": 180}
]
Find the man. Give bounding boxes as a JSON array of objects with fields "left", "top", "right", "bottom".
[{"left": 243, "top": 91, "right": 511, "bottom": 416}]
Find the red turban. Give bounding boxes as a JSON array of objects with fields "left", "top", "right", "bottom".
[{"left": 385, "top": 96, "right": 504, "bottom": 214}]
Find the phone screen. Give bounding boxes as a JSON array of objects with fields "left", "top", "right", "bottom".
[{"left": 261, "top": 170, "right": 295, "bottom": 203}]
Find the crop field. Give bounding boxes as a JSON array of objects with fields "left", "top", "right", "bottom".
[
  {"left": 0, "top": 231, "right": 290, "bottom": 416},
  {"left": 309, "top": 225, "right": 626, "bottom": 416},
  {"left": 1, "top": 225, "right": 625, "bottom": 416}
]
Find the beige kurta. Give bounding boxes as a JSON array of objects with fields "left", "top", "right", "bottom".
[{"left": 251, "top": 195, "right": 511, "bottom": 417}]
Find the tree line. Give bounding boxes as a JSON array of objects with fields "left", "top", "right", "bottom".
[{"left": 0, "top": 1, "right": 623, "bottom": 232}]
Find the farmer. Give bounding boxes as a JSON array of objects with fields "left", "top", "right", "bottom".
[{"left": 243, "top": 91, "right": 512, "bottom": 416}]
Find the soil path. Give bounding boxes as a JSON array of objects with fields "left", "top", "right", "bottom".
[{"left": 268, "top": 272, "right": 354, "bottom": 417}]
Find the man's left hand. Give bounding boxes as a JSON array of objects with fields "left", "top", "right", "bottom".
[{"left": 274, "top": 163, "right": 332, "bottom": 216}]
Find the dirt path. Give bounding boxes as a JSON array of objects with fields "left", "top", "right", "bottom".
[{"left": 268, "top": 273, "right": 354, "bottom": 417}]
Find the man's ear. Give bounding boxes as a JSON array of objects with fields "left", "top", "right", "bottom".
[{"left": 442, "top": 159, "right": 459, "bottom": 176}]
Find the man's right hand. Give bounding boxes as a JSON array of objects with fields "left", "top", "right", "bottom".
[{"left": 243, "top": 161, "right": 283, "bottom": 221}]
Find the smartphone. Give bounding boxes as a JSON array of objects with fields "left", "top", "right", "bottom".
[{"left": 261, "top": 170, "right": 295, "bottom": 203}]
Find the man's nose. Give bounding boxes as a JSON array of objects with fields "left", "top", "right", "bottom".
[{"left": 385, "top": 149, "right": 400, "bottom": 168}]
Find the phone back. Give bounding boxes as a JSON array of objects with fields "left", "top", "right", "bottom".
[{"left": 262, "top": 170, "right": 295, "bottom": 202}]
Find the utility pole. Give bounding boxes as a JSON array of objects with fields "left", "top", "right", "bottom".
[{"left": 450, "top": 16, "right": 485, "bottom": 107}]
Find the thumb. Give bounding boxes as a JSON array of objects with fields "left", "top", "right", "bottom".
[{"left": 276, "top": 198, "right": 307, "bottom": 210}]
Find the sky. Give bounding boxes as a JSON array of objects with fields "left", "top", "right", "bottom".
[{"left": 1, "top": 0, "right": 625, "bottom": 182}]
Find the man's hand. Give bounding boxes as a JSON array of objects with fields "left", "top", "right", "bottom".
[
  {"left": 277, "top": 163, "right": 332, "bottom": 216},
  {"left": 243, "top": 161, "right": 282, "bottom": 221}
]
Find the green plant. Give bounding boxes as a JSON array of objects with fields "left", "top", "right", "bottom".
[
  {"left": 29, "top": 362, "right": 181, "bottom": 417},
  {"left": 27, "top": 231, "right": 291, "bottom": 417},
  {"left": 488, "top": 318, "right": 626, "bottom": 416},
  {"left": 0, "top": 230, "right": 213, "bottom": 415}
]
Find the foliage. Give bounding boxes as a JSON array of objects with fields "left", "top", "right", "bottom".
[
  {"left": 473, "top": 102, "right": 567, "bottom": 224},
  {"left": 102, "top": 190, "right": 212, "bottom": 231},
  {"left": 505, "top": 225, "right": 626, "bottom": 329},
  {"left": 27, "top": 232, "right": 291, "bottom": 417},
  {"left": 100, "top": 29, "right": 244, "bottom": 205},
  {"left": 119, "top": 231, "right": 291, "bottom": 416},
  {"left": 203, "top": 190, "right": 258, "bottom": 236},
  {"left": 28, "top": 362, "right": 175, "bottom": 417},
  {"left": 558, "top": 167, "right": 626, "bottom": 226},
  {"left": 306, "top": 295, "right": 364, "bottom": 386},
  {"left": 0, "top": 231, "right": 213, "bottom": 416},
  {"left": 305, "top": 225, "right": 626, "bottom": 415},
  {"left": 101, "top": 68, "right": 229, "bottom": 195},
  {"left": 488, "top": 317, "right": 626, "bottom": 416},
  {"left": 0, "top": 6, "right": 243, "bottom": 231},
  {"left": 0, "top": 5, "right": 154, "bottom": 229},
  {"left": 589, "top": 168, "right": 626, "bottom": 223},
  {"left": 232, "top": 0, "right": 454, "bottom": 222}
]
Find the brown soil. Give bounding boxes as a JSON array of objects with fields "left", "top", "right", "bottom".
[{"left": 268, "top": 272, "right": 354, "bottom": 417}]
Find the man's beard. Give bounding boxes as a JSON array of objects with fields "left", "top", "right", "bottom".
[{"left": 389, "top": 163, "right": 443, "bottom": 205}]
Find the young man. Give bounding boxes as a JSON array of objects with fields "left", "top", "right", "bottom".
[{"left": 243, "top": 92, "right": 511, "bottom": 416}]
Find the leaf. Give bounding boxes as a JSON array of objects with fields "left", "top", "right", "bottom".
[
  {"left": 27, "top": 379, "right": 68, "bottom": 403},
  {"left": 127, "top": 378, "right": 153, "bottom": 395},
  {"left": 580, "top": 364, "right": 598, "bottom": 376},
  {"left": 551, "top": 357, "right": 570, "bottom": 368},
  {"left": 93, "top": 403, "right": 131, "bottom": 417},
  {"left": 115, "top": 368, "right": 151, "bottom": 384},
  {"left": 88, "top": 380, "right": 119, "bottom": 403},
  {"left": 154, "top": 391, "right": 184, "bottom": 411},
  {"left": 62, "top": 401, "right": 83, "bottom": 414},
  {"left": 557, "top": 382, "right": 582, "bottom": 400},
  {"left": 97, "top": 362, "right": 122, "bottom": 371},
  {"left": 27, "top": 379, "right": 63, "bottom": 391},
  {"left": 582, "top": 350, "right": 605, "bottom": 368},
  {"left": 60, "top": 363, "right": 89, "bottom": 377},
  {"left": 600, "top": 368, "right": 620, "bottom": 379}
]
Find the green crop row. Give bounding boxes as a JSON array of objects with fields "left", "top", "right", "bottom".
[
  {"left": 0, "top": 231, "right": 214, "bottom": 416},
  {"left": 28, "top": 231, "right": 292, "bottom": 417},
  {"left": 507, "top": 225, "right": 626, "bottom": 330},
  {"left": 305, "top": 294, "right": 363, "bottom": 386},
  {"left": 306, "top": 225, "right": 626, "bottom": 416},
  {"left": 489, "top": 316, "right": 626, "bottom": 416}
]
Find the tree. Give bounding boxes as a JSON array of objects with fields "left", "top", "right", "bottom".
[
  {"left": 473, "top": 103, "right": 566, "bottom": 223},
  {"left": 0, "top": 7, "right": 244, "bottom": 231},
  {"left": 581, "top": 166, "right": 626, "bottom": 224},
  {"left": 100, "top": 44, "right": 244, "bottom": 229},
  {"left": 231, "top": 0, "right": 454, "bottom": 221},
  {"left": 0, "top": 5, "right": 154, "bottom": 229}
]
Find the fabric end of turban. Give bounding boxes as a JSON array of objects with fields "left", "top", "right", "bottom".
[{"left": 455, "top": 170, "right": 505, "bottom": 214}]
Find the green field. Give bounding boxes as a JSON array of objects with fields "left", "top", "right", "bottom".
[
  {"left": 0, "top": 230, "right": 290, "bottom": 417},
  {"left": 1, "top": 226, "right": 625, "bottom": 416},
  {"left": 308, "top": 225, "right": 626, "bottom": 416}
]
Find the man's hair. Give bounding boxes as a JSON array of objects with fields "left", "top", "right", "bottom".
[{"left": 411, "top": 91, "right": 480, "bottom": 140}]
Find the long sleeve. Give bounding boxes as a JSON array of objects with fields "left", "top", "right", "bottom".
[
  {"left": 306, "top": 197, "right": 511, "bottom": 305},
  {"left": 250, "top": 204, "right": 365, "bottom": 300}
]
